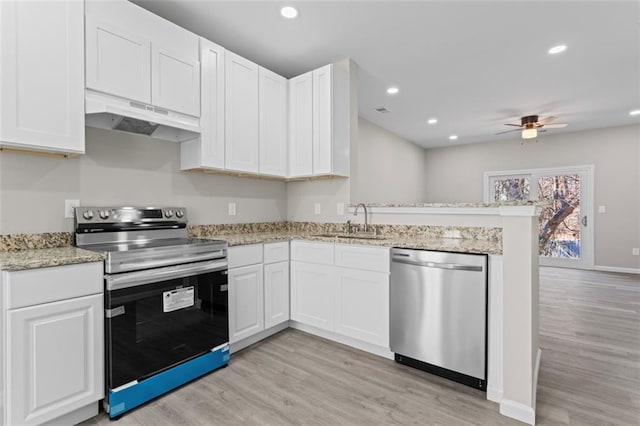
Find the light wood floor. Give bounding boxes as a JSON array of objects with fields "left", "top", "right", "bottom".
[{"left": 81, "top": 267, "right": 640, "bottom": 425}]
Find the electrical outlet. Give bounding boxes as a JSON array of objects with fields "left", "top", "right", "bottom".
[
  {"left": 228, "top": 202, "right": 237, "bottom": 216},
  {"left": 314, "top": 203, "right": 321, "bottom": 215},
  {"left": 65, "top": 199, "right": 80, "bottom": 218},
  {"left": 598, "top": 205, "right": 606, "bottom": 213},
  {"left": 337, "top": 202, "right": 345, "bottom": 215},
  {"left": 633, "top": 248, "right": 639, "bottom": 256}
]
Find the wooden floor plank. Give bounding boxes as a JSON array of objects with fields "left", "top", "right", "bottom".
[{"left": 81, "top": 267, "right": 640, "bottom": 425}]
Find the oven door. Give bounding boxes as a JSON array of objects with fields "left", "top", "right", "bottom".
[{"left": 105, "top": 259, "right": 228, "bottom": 390}]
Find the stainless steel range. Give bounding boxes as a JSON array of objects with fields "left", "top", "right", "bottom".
[{"left": 75, "top": 207, "right": 229, "bottom": 418}]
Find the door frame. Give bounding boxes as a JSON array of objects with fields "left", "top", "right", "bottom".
[{"left": 484, "top": 164, "right": 595, "bottom": 269}]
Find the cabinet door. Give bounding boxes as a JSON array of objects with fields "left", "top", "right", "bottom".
[
  {"left": 312, "top": 64, "right": 333, "bottom": 175},
  {"left": 264, "top": 261, "right": 290, "bottom": 329},
  {"left": 181, "top": 39, "right": 225, "bottom": 170},
  {"left": 259, "top": 67, "right": 288, "bottom": 177},
  {"left": 0, "top": 0, "right": 84, "bottom": 154},
  {"left": 288, "top": 72, "right": 313, "bottom": 177},
  {"left": 85, "top": 14, "right": 151, "bottom": 104},
  {"left": 290, "top": 261, "right": 335, "bottom": 331},
  {"left": 334, "top": 267, "right": 389, "bottom": 347},
  {"left": 7, "top": 294, "right": 104, "bottom": 426},
  {"left": 228, "top": 264, "right": 264, "bottom": 343},
  {"left": 151, "top": 44, "right": 200, "bottom": 117},
  {"left": 225, "top": 51, "right": 259, "bottom": 173}
]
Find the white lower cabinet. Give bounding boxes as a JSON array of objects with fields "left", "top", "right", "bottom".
[
  {"left": 1, "top": 262, "right": 104, "bottom": 426},
  {"left": 7, "top": 294, "right": 104, "bottom": 426},
  {"left": 334, "top": 267, "right": 389, "bottom": 346},
  {"left": 228, "top": 264, "right": 264, "bottom": 343},
  {"left": 290, "top": 261, "right": 335, "bottom": 331},
  {"left": 264, "top": 261, "right": 290, "bottom": 329},
  {"left": 228, "top": 242, "right": 290, "bottom": 347},
  {"left": 290, "top": 241, "right": 390, "bottom": 349}
]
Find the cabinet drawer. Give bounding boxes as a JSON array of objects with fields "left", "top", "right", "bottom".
[
  {"left": 334, "top": 244, "right": 390, "bottom": 273},
  {"left": 5, "top": 262, "right": 103, "bottom": 310},
  {"left": 264, "top": 241, "right": 289, "bottom": 264},
  {"left": 228, "top": 244, "right": 263, "bottom": 268},
  {"left": 290, "top": 240, "right": 334, "bottom": 265}
]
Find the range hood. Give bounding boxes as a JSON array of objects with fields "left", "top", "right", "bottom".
[{"left": 85, "top": 90, "right": 200, "bottom": 142}]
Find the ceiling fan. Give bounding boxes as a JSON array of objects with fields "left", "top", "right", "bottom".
[{"left": 496, "top": 115, "right": 568, "bottom": 139}]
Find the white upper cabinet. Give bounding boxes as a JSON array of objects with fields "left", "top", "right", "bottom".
[
  {"left": 85, "top": 15, "right": 151, "bottom": 104},
  {"left": 0, "top": 0, "right": 85, "bottom": 155},
  {"left": 225, "top": 51, "right": 260, "bottom": 173},
  {"left": 151, "top": 45, "right": 200, "bottom": 117},
  {"left": 289, "top": 61, "right": 351, "bottom": 178},
  {"left": 85, "top": 0, "right": 200, "bottom": 117},
  {"left": 312, "top": 65, "right": 333, "bottom": 175},
  {"left": 259, "top": 67, "right": 288, "bottom": 177},
  {"left": 288, "top": 72, "right": 314, "bottom": 178},
  {"left": 180, "top": 39, "right": 225, "bottom": 170}
]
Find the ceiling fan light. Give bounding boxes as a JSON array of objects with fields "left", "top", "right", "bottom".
[{"left": 522, "top": 128, "right": 537, "bottom": 139}]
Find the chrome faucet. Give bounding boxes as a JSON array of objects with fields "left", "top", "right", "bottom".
[{"left": 353, "top": 203, "right": 369, "bottom": 232}]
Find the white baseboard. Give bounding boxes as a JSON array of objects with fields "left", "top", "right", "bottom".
[
  {"left": 487, "top": 386, "right": 503, "bottom": 403},
  {"left": 42, "top": 402, "right": 98, "bottom": 426},
  {"left": 289, "top": 321, "right": 394, "bottom": 360},
  {"left": 500, "top": 399, "right": 536, "bottom": 425},
  {"left": 593, "top": 265, "right": 640, "bottom": 274},
  {"left": 230, "top": 322, "right": 289, "bottom": 354},
  {"left": 533, "top": 348, "right": 542, "bottom": 409}
]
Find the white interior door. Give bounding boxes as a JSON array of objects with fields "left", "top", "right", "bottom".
[{"left": 485, "top": 165, "right": 594, "bottom": 269}]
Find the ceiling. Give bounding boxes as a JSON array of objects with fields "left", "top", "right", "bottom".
[{"left": 133, "top": 0, "right": 640, "bottom": 149}]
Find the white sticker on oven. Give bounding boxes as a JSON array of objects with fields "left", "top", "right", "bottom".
[{"left": 163, "top": 287, "right": 195, "bottom": 313}]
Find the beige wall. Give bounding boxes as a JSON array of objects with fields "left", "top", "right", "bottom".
[
  {"left": 285, "top": 117, "right": 425, "bottom": 222},
  {"left": 0, "top": 127, "right": 287, "bottom": 234},
  {"left": 352, "top": 118, "right": 425, "bottom": 204},
  {"left": 423, "top": 124, "right": 640, "bottom": 269}
]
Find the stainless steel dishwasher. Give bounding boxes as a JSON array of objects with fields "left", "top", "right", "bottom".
[{"left": 390, "top": 248, "right": 487, "bottom": 390}]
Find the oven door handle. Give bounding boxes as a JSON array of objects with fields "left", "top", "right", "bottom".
[
  {"left": 108, "top": 249, "right": 226, "bottom": 274},
  {"left": 105, "top": 259, "right": 228, "bottom": 291}
]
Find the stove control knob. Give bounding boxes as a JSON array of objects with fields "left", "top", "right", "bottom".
[
  {"left": 82, "top": 210, "right": 94, "bottom": 220},
  {"left": 99, "top": 210, "right": 110, "bottom": 220},
  {"left": 164, "top": 209, "right": 173, "bottom": 218},
  {"left": 175, "top": 210, "right": 184, "bottom": 219}
]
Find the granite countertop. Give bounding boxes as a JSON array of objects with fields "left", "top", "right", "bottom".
[
  {"left": 0, "top": 247, "right": 105, "bottom": 272},
  {"left": 350, "top": 201, "right": 541, "bottom": 208},
  {"left": 0, "top": 223, "right": 501, "bottom": 272},
  {"left": 210, "top": 231, "right": 502, "bottom": 255}
]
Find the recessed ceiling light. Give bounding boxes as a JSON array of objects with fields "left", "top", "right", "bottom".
[
  {"left": 386, "top": 87, "right": 399, "bottom": 95},
  {"left": 548, "top": 44, "right": 567, "bottom": 55},
  {"left": 280, "top": 6, "right": 298, "bottom": 19},
  {"left": 448, "top": 135, "right": 458, "bottom": 141},
  {"left": 427, "top": 118, "right": 438, "bottom": 125},
  {"left": 629, "top": 109, "right": 640, "bottom": 116}
]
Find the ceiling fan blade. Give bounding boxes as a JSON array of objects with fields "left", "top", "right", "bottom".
[
  {"left": 504, "top": 123, "right": 522, "bottom": 127},
  {"left": 539, "top": 116, "right": 558, "bottom": 125},
  {"left": 496, "top": 129, "right": 521, "bottom": 135},
  {"left": 543, "top": 123, "right": 568, "bottom": 129}
]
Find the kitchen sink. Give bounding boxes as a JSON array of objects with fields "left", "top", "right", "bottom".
[{"left": 313, "top": 233, "right": 390, "bottom": 241}]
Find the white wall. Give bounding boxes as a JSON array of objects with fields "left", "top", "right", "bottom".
[
  {"left": 352, "top": 118, "right": 425, "bottom": 204},
  {"left": 286, "top": 178, "right": 350, "bottom": 223},
  {"left": 0, "top": 127, "right": 287, "bottom": 234},
  {"left": 423, "top": 124, "right": 640, "bottom": 270}
]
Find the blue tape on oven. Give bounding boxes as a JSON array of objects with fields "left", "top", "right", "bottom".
[{"left": 107, "top": 345, "right": 229, "bottom": 418}]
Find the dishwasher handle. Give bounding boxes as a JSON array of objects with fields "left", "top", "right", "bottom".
[{"left": 392, "top": 256, "right": 484, "bottom": 272}]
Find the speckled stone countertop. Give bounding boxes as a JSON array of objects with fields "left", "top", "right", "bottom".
[
  {"left": 188, "top": 222, "right": 502, "bottom": 254},
  {"left": 191, "top": 230, "right": 503, "bottom": 255},
  {"left": 0, "top": 247, "right": 105, "bottom": 272},
  {"left": 0, "top": 221, "right": 502, "bottom": 271},
  {"left": 348, "top": 201, "right": 542, "bottom": 208}
]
